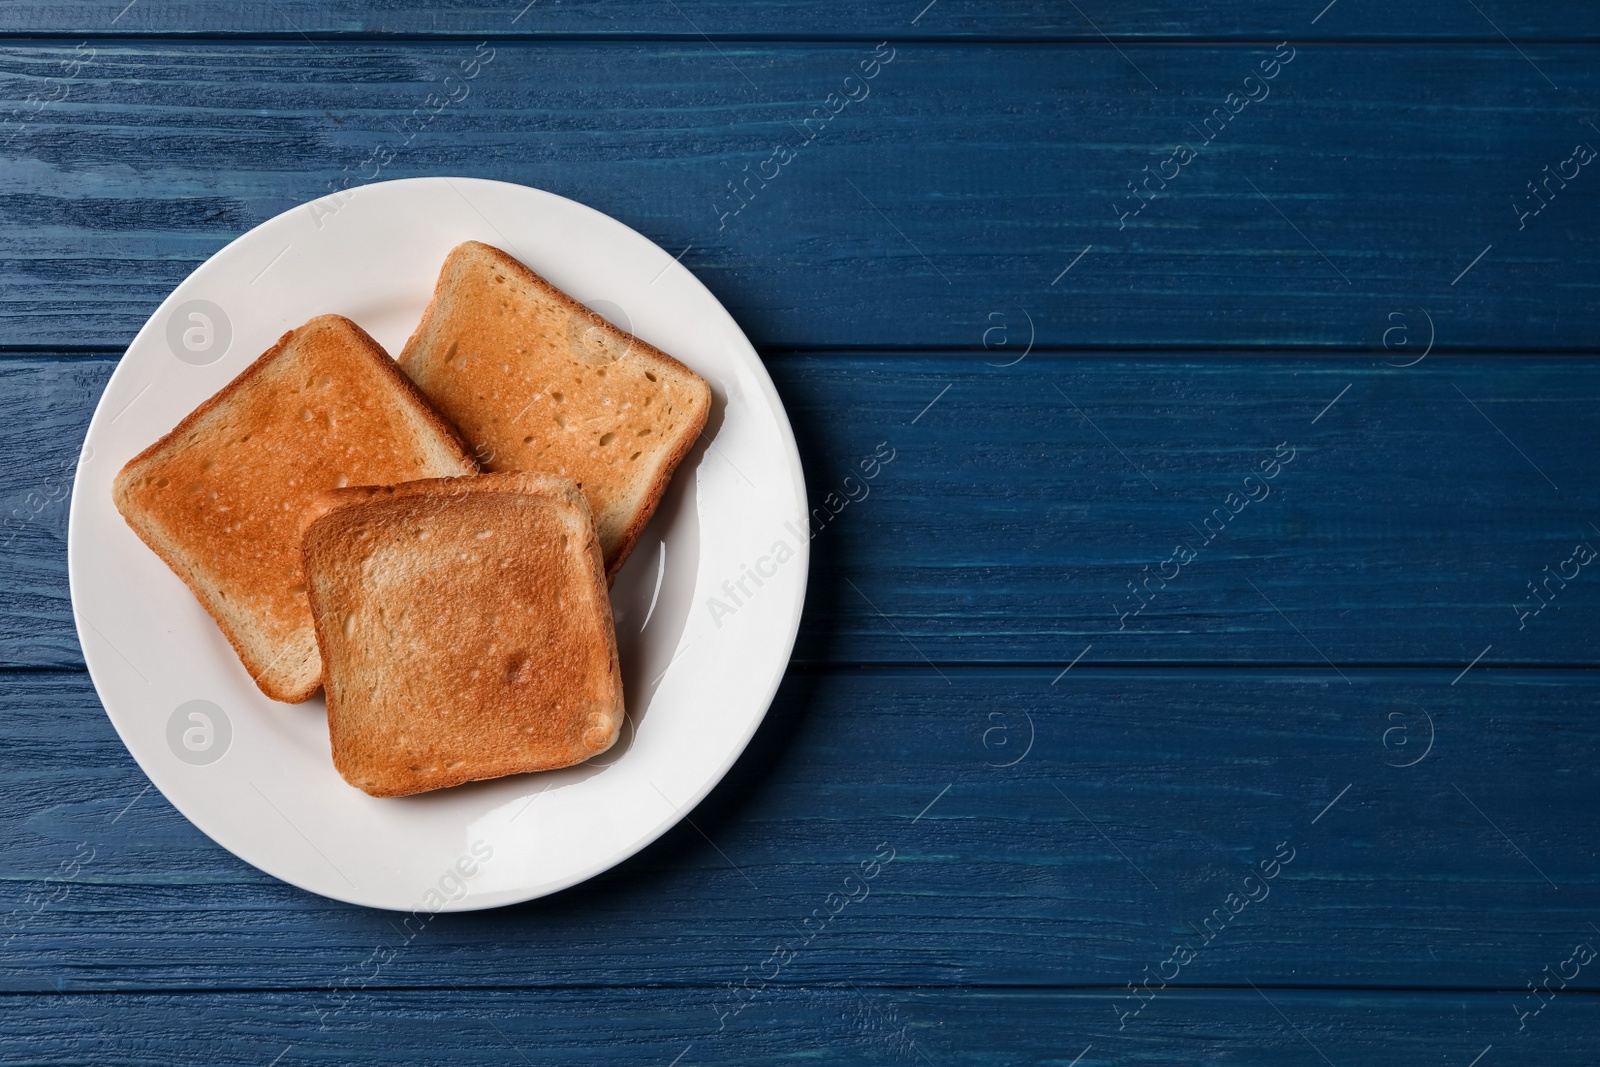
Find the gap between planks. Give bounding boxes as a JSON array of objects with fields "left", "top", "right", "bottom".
[{"left": 2, "top": 32, "right": 1600, "bottom": 44}]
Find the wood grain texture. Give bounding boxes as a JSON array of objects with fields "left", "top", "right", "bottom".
[
  {"left": 0, "top": 42, "right": 1596, "bottom": 349},
  {"left": 3, "top": 1, "right": 1599, "bottom": 40},
  {"left": 3, "top": 669, "right": 1596, "bottom": 992},
  {"left": 5, "top": 987, "right": 1598, "bottom": 1066},
  {"left": 10, "top": 354, "right": 1599, "bottom": 668}
]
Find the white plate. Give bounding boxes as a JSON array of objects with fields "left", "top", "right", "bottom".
[{"left": 67, "top": 177, "right": 808, "bottom": 911}]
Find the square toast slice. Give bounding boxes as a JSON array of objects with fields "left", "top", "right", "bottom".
[
  {"left": 112, "top": 314, "right": 477, "bottom": 703},
  {"left": 398, "top": 241, "right": 712, "bottom": 582},
  {"left": 301, "top": 471, "right": 625, "bottom": 797}
]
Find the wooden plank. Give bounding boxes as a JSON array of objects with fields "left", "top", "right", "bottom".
[
  {"left": 4, "top": 668, "right": 1598, "bottom": 993},
  {"left": 0, "top": 42, "right": 1597, "bottom": 350},
  {"left": 3, "top": 987, "right": 1596, "bottom": 1065},
  {"left": 3, "top": 1, "right": 1599, "bottom": 40},
  {"left": 9, "top": 354, "right": 1600, "bottom": 668}
]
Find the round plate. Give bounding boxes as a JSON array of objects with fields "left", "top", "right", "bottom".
[{"left": 68, "top": 177, "right": 807, "bottom": 911}]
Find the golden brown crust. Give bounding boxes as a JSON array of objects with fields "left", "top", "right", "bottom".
[
  {"left": 298, "top": 469, "right": 562, "bottom": 538},
  {"left": 115, "top": 327, "right": 306, "bottom": 699},
  {"left": 398, "top": 241, "right": 713, "bottom": 584},
  {"left": 113, "top": 314, "right": 478, "bottom": 703},
  {"left": 302, "top": 472, "right": 622, "bottom": 796}
]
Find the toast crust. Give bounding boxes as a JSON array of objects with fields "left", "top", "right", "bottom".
[
  {"left": 398, "top": 241, "right": 712, "bottom": 583},
  {"left": 112, "top": 314, "right": 478, "bottom": 702},
  {"left": 302, "top": 471, "right": 625, "bottom": 796}
]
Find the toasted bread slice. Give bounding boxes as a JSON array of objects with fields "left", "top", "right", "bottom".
[
  {"left": 301, "top": 472, "right": 625, "bottom": 797},
  {"left": 398, "top": 241, "right": 712, "bottom": 582},
  {"left": 112, "top": 314, "right": 476, "bottom": 703}
]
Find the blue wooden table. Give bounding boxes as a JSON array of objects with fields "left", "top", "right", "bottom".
[{"left": 3, "top": 2, "right": 1599, "bottom": 1063}]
